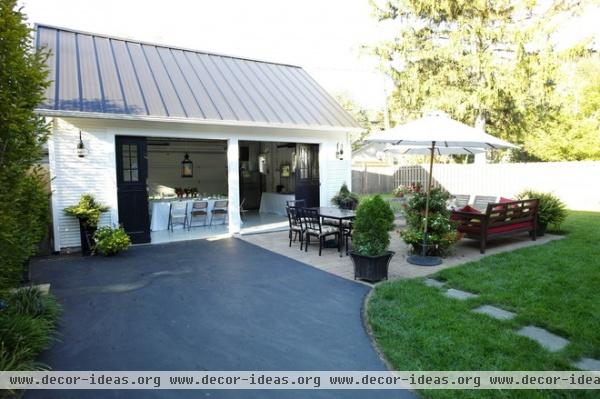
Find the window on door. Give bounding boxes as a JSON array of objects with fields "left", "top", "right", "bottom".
[{"left": 121, "top": 144, "right": 139, "bottom": 182}]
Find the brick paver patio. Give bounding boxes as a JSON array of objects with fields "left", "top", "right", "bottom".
[{"left": 240, "top": 225, "right": 563, "bottom": 283}]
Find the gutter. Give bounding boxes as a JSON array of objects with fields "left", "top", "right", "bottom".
[{"left": 36, "top": 109, "right": 364, "bottom": 134}]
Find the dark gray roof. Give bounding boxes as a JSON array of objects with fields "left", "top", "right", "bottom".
[{"left": 35, "top": 24, "right": 359, "bottom": 130}]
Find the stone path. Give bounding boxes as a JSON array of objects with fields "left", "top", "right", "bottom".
[
  {"left": 445, "top": 288, "right": 479, "bottom": 300},
  {"left": 516, "top": 326, "right": 570, "bottom": 352},
  {"left": 421, "top": 278, "right": 599, "bottom": 370},
  {"left": 572, "top": 358, "right": 600, "bottom": 371},
  {"left": 473, "top": 305, "right": 516, "bottom": 320}
]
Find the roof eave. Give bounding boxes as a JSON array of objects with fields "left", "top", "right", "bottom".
[{"left": 37, "top": 109, "right": 364, "bottom": 134}]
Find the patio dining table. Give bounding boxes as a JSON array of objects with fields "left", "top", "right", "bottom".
[{"left": 309, "top": 207, "right": 356, "bottom": 256}]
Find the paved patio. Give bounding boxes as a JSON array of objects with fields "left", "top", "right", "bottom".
[
  {"left": 28, "top": 239, "right": 413, "bottom": 399},
  {"left": 240, "top": 223, "right": 563, "bottom": 282}
]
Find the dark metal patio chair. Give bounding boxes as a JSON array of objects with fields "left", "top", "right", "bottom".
[
  {"left": 301, "top": 208, "right": 339, "bottom": 256},
  {"left": 285, "top": 206, "right": 304, "bottom": 250}
]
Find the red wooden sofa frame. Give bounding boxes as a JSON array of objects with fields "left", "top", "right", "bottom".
[{"left": 451, "top": 199, "right": 539, "bottom": 254}]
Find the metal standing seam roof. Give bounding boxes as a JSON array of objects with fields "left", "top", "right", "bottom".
[{"left": 34, "top": 24, "right": 360, "bottom": 131}]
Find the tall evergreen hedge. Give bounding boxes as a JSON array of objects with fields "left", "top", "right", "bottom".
[{"left": 0, "top": 0, "right": 51, "bottom": 289}]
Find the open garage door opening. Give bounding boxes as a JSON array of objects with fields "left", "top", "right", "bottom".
[
  {"left": 116, "top": 136, "right": 230, "bottom": 245},
  {"left": 239, "top": 141, "right": 320, "bottom": 234}
]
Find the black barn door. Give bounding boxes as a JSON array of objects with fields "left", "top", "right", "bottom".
[
  {"left": 295, "top": 144, "right": 320, "bottom": 207},
  {"left": 115, "top": 136, "right": 150, "bottom": 243}
]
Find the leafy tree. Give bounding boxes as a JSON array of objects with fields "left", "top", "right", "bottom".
[
  {"left": 0, "top": 0, "right": 50, "bottom": 289},
  {"left": 523, "top": 52, "right": 600, "bottom": 161},
  {"left": 369, "top": 0, "right": 595, "bottom": 161},
  {"left": 334, "top": 92, "right": 384, "bottom": 149}
]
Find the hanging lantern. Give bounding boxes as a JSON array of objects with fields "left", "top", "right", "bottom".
[
  {"left": 181, "top": 153, "right": 193, "bottom": 178},
  {"left": 336, "top": 143, "right": 344, "bottom": 160},
  {"left": 76, "top": 131, "right": 86, "bottom": 158}
]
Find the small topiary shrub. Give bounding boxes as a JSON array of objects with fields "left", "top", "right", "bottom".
[
  {"left": 63, "top": 194, "right": 109, "bottom": 228},
  {"left": 352, "top": 195, "right": 395, "bottom": 256},
  {"left": 516, "top": 190, "right": 567, "bottom": 231},
  {"left": 94, "top": 226, "right": 131, "bottom": 256},
  {"left": 331, "top": 183, "right": 360, "bottom": 210}
]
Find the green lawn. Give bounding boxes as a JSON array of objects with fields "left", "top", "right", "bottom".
[{"left": 367, "top": 211, "right": 599, "bottom": 399}]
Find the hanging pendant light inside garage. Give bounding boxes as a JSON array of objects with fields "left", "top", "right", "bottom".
[{"left": 181, "top": 153, "right": 193, "bottom": 178}]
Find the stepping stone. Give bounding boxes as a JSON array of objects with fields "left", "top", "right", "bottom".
[
  {"left": 445, "top": 288, "right": 479, "bottom": 300},
  {"left": 516, "top": 326, "right": 569, "bottom": 352},
  {"left": 424, "top": 278, "right": 445, "bottom": 288},
  {"left": 473, "top": 305, "right": 516, "bottom": 320},
  {"left": 572, "top": 357, "right": 600, "bottom": 371}
]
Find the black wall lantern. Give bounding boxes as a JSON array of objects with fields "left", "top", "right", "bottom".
[
  {"left": 336, "top": 143, "right": 344, "bottom": 160},
  {"left": 181, "top": 153, "right": 193, "bottom": 178},
  {"left": 76, "top": 130, "right": 86, "bottom": 158}
]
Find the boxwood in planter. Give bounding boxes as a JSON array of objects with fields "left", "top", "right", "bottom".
[{"left": 349, "top": 195, "right": 395, "bottom": 282}]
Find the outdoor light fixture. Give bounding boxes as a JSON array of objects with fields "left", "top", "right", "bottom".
[
  {"left": 336, "top": 143, "right": 344, "bottom": 160},
  {"left": 76, "top": 131, "right": 86, "bottom": 158},
  {"left": 181, "top": 153, "right": 193, "bottom": 178}
]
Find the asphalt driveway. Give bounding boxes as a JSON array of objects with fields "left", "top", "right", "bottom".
[{"left": 27, "top": 238, "right": 413, "bottom": 399}]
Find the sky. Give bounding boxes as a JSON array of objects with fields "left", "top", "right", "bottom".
[{"left": 19, "top": 0, "right": 600, "bottom": 111}]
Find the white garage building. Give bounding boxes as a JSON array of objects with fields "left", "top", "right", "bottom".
[{"left": 35, "top": 25, "right": 360, "bottom": 252}]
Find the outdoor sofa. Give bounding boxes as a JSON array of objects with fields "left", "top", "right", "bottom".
[{"left": 451, "top": 199, "right": 540, "bottom": 254}]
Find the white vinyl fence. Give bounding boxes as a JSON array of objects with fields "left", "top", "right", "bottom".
[{"left": 354, "top": 161, "right": 600, "bottom": 211}]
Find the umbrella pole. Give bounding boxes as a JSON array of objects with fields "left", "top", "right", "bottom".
[
  {"left": 407, "top": 141, "right": 442, "bottom": 266},
  {"left": 421, "top": 142, "right": 435, "bottom": 256}
]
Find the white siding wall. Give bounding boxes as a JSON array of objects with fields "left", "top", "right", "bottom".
[
  {"left": 49, "top": 118, "right": 118, "bottom": 251},
  {"left": 320, "top": 138, "right": 353, "bottom": 206},
  {"left": 49, "top": 117, "right": 353, "bottom": 250}
]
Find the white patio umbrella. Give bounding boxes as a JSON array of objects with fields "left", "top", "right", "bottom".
[
  {"left": 364, "top": 111, "right": 517, "bottom": 266},
  {"left": 384, "top": 144, "right": 485, "bottom": 156}
]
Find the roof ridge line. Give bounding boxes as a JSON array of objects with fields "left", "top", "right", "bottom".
[{"left": 34, "top": 23, "right": 303, "bottom": 69}]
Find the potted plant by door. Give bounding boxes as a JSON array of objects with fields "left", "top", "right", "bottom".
[
  {"left": 331, "top": 183, "right": 360, "bottom": 210},
  {"left": 64, "top": 194, "right": 109, "bottom": 256},
  {"left": 349, "top": 195, "right": 395, "bottom": 282}
]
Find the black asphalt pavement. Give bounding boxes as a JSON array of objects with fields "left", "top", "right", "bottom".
[{"left": 27, "top": 238, "right": 414, "bottom": 398}]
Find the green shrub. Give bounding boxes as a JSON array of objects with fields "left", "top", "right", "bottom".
[
  {"left": 0, "top": 169, "right": 50, "bottom": 290},
  {"left": 352, "top": 195, "right": 395, "bottom": 256},
  {"left": 516, "top": 190, "right": 568, "bottom": 229},
  {"left": 400, "top": 187, "right": 459, "bottom": 256},
  {"left": 64, "top": 194, "right": 109, "bottom": 228},
  {"left": 331, "top": 183, "right": 360, "bottom": 210},
  {"left": 0, "top": 287, "right": 61, "bottom": 373},
  {"left": 94, "top": 226, "right": 131, "bottom": 256}
]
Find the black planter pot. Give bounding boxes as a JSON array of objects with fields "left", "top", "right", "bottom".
[
  {"left": 530, "top": 222, "right": 547, "bottom": 237},
  {"left": 537, "top": 223, "right": 547, "bottom": 237},
  {"left": 78, "top": 219, "right": 96, "bottom": 256},
  {"left": 349, "top": 251, "right": 395, "bottom": 282}
]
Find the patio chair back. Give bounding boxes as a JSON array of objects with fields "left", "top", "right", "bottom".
[
  {"left": 301, "top": 208, "right": 322, "bottom": 234},
  {"left": 191, "top": 200, "right": 208, "bottom": 212},
  {"left": 286, "top": 206, "right": 302, "bottom": 230},
  {"left": 168, "top": 201, "right": 188, "bottom": 231},
  {"left": 170, "top": 201, "right": 188, "bottom": 217},
  {"left": 473, "top": 195, "right": 497, "bottom": 212},
  {"left": 286, "top": 199, "right": 306, "bottom": 208},
  {"left": 213, "top": 200, "right": 229, "bottom": 210},
  {"left": 452, "top": 194, "right": 470, "bottom": 208}
]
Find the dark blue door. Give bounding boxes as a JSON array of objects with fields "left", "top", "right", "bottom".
[{"left": 115, "top": 136, "right": 150, "bottom": 243}]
